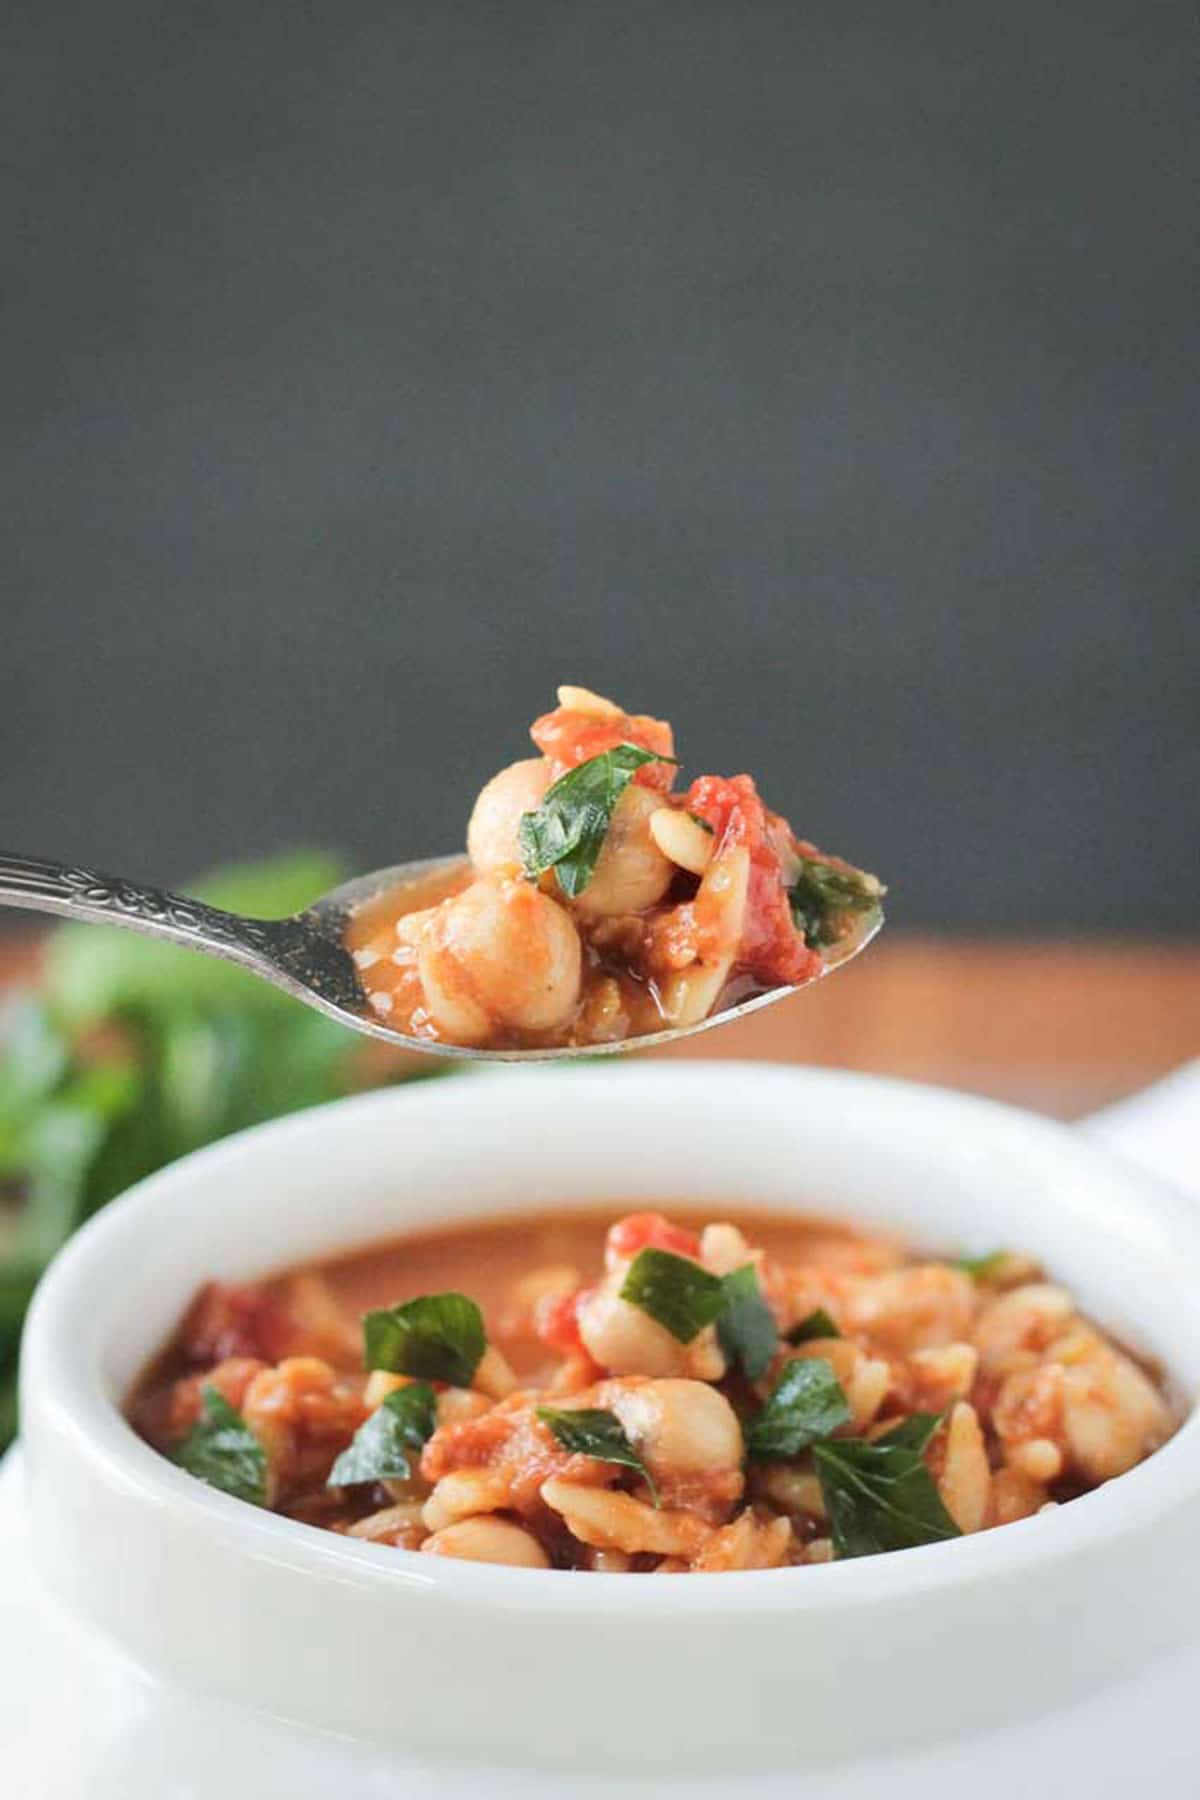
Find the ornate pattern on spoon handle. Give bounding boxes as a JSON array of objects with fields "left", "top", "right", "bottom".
[
  {"left": 0, "top": 854, "right": 279, "bottom": 961},
  {"left": 0, "top": 854, "right": 368, "bottom": 1015}
]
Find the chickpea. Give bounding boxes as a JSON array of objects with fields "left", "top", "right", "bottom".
[
  {"left": 567, "top": 786, "right": 674, "bottom": 921},
  {"left": 466, "top": 759, "right": 551, "bottom": 873},
  {"left": 418, "top": 873, "right": 582, "bottom": 1042},
  {"left": 422, "top": 1516, "right": 550, "bottom": 1568}
]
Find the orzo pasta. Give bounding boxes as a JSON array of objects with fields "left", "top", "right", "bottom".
[{"left": 129, "top": 1208, "right": 1176, "bottom": 1571}]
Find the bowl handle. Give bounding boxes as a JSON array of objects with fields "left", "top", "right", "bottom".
[{"left": 1080, "top": 1060, "right": 1200, "bottom": 1202}]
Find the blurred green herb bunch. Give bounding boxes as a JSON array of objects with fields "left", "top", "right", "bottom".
[{"left": 0, "top": 851, "right": 438, "bottom": 1450}]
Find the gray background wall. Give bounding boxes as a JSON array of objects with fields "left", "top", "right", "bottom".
[{"left": 4, "top": 2, "right": 1197, "bottom": 932}]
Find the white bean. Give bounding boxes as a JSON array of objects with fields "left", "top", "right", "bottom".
[
  {"left": 1008, "top": 1438, "right": 1064, "bottom": 1483},
  {"left": 473, "top": 1344, "right": 518, "bottom": 1400},
  {"left": 588, "top": 1549, "right": 633, "bottom": 1573},
  {"left": 555, "top": 685, "right": 622, "bottom": 717},
  {"left": 698, "top": 1222, "right": 753, "bottom": 1277},
  {"left": 648, "top": 807, "right": 714, "bottom": 876},
  {"left": 792, "top": 1340, "right": 890, "bottom": 1431},
  {"left": 578, "top": 1278, "right": 726, "bottom": 1380},
  {"left": 346, "top": 1502, "right": 426, "bottom": 1544},
  {"left": 435, "top": 1387, "right": 493, "bottom": 1427},
  {"left": 363, "top": 1370, "right": 410, "bottom": 1409},
  {"left": 754, "top": 1465, "right": 827, "bottom": 1521},
  {"left": 658, "top": 846, "right": 750, "bottom": 1026},
  {"left": 422, "top": 1468, "right": 512, "bottom": 1532},
  {"left": 604, "top": 1379, "right": 743, "bottom": 1480},
  {"left": 540, "top": 1479, "right": 710, "bottom": 1557},
  {"left": 422, "top": 1516, "right": 549, "bottom": 1568}
]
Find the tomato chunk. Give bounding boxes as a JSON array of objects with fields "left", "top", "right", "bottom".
[
  {"left": 536, "top": 1288, "right": 588, "bottom": 1354},
  {"left": 179, "top": 1281, "right": 296, "bottom": 1366},
  {"left": 606, "top": 1212, "right": 701, "bottom": 1266},
  {"left": 530, "top": 705, "right": 676, "bottom": 792},
  {"left": 684, "top": 774, "right": 822, "bottom": 988}
]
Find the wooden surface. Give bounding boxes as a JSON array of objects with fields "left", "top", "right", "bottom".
[
  {"left": 660, "top": 938, "right": 1200, "bottom": 1119},
  {"left": 3, "top": 930, "right": 1198, "bottom": 1120}
]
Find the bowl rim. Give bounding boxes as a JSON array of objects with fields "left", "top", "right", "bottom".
[{"left": 21, "top": 1062, "right": 1200, "bottom": 1618}]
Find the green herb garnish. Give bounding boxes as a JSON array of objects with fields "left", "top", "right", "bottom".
[
  {"left": 717, "top": 1264, "right": 778, "bottom": 1381},
  {"left": 813, "top": 1416, "right": 960, "bottom": 1558},
  {"left": 0, "top": 850, "right": 441, "bottom": 1454},
  {"left": 786, "top": 1307, "right": 841, "bottom": 1344},
  {"left": 745, "top": 1356, "right": 852, "bottom": 1460},
  {"left": 518, "top": 744, "right": 675, "bottom": 897},
  {"left": 173, "top": 1384, "right": 268, "bottom": 1506},
  {"left": 956, "top": 1250, "right": 1010, "bottom": 1282},
  {"left": 363, "top": 1293, "right": 486, "bottom": 1386},
  {"left": 688, "top": 813, "right": 714, "bottom": 835},
  {"left": 536, "top": 1405, "right": 659, "bottom": 1501},
  {"left": 328, "top": 1382, "right": 437, "bottom": 1488},
  {"left": 873, "top": 1411, "right": 945, "bottom": 1454},
  {"left": 619, "top": 1248, "right": 727, "bottom": 1344},
  {"left": 787, "top": 856, "right": 884, "bottom": 950}
]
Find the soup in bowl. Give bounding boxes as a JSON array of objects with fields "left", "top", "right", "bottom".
[
  {"left": 127, "top": 1205, "right": 1174, "bottom": 1573},
  {"left": 18, "top": 1064, "right": 1200, "bottom": 1774}
]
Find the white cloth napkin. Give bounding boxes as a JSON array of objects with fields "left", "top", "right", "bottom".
[{"left": 1082, "top": 1059, "right": 1200, "bottom": 1201}]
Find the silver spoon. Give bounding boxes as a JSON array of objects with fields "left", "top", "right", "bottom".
[{"left": 0, "top": 851, "right": 882, "bottom": 1062}]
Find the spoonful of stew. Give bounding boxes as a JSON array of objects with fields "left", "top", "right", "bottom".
[{"left": 0, "top": 686, "right": 883, "bottom": 1060}]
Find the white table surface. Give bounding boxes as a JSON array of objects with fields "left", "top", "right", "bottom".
[{"left": 4, "top": 1065, "right": 1198, "bottom": 1796}]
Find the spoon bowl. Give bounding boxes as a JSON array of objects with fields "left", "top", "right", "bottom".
[{"left": 0, "top": 850, "right": 882, "bottom": 1060}]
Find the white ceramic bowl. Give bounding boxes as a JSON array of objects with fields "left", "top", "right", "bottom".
[{"left": 18, "top": 1064, "right": 1200, "bottom": 1776}]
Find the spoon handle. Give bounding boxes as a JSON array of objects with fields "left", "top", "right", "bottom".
[{"left": 0, "top": 852, "right": 280, "bottom": 973}]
